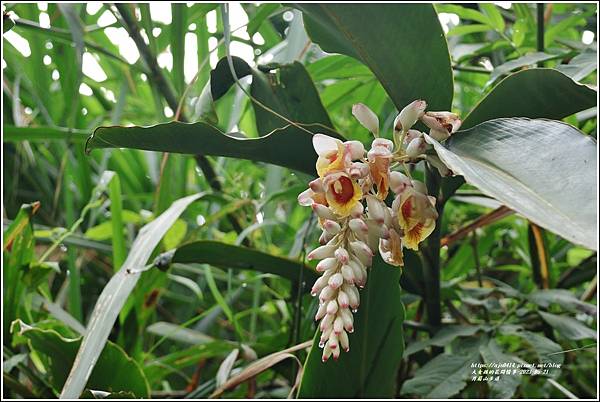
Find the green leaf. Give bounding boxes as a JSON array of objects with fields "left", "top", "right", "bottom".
[
  {"left": 171, "top": 240, "right": 318, "bottom": 291},
  {"left": 297, "top": 257, "right": 405, "bottom": 398},
  {"left": 464, "top": 69, "right": 596, "bottom": 128},
  {"left": 86, "top": 121, "right": 341, "bottom": 176},
  {"left": 404, "top": 325, "right": 486, "bottom": 357},
  {"left": 528, "top": 289, "right": 596, "bottom": 316},
  {"left": 296, "top": 4, "right": 453, "bottom": 110},
  {"left": 488, "top": 52, "right": 563, "bottom": 83},
  {"left": 446, "top": 24, "right": 491, "bottom": 37},
  {"left": 60, "top": 194, "right": 205, "bottom": 398},
  {"left": 247, "top": 3, "right": 280, "bottom": 36},
  {"left": 146, "top": 321, "right": 214, "bottom": 345},
  {"left": 556, "top": 50, "right": 597, "bottom": 82},
  {"left": 428, "top": 118, "right": 597, "bottom": 250},
  {"left": 3, "top": 125, "right": 88, "bottom": 142},
  {"left": 435, "top": 4, "right": 492, "bottom": 26},
  {"left": 12, "top": 320, "right": 150, "bottom": 398},
  {"left": 479, "top": 339, "right": 521, "bottom": 398},
  {"left": 170, "top": 4, "right": 187, "bottom": 95},
  {"left": 401, "top": 352, "right": 476, "bottom": 398},
  {"left": 538, "top": 311, "right": 597, "bottom": 340},
  {"left": 3, "top": 12, "right": 15, "bottom": 33},
  {"left": 500, "top": 326, "right": 564, "bottom": 366},
  {"left": 479, "top": 4, "right": 505, "bottom": 32}
]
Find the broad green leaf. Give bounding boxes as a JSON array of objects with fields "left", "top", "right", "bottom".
[
  {"left": 171, "top": 240, "right": 318, "bottom": 290},
  {"left": 447, "top": 24, "right": 491, "bottom": 37},
  {"left": 556, "top": 50, "right": 597, "bottom": 82},
  {"left": 247, "top": 3, "right": 280, "bottom": 36},
  {"left": 146, "top": 321, "right": 214, "bottom": 345},
  {"left": 435, "top": 4, "right": 492, "bottom": 26},
  {"left": 500, "top": 326, "right": 564, "bottom": 366},
  {"left": 170, "top": 4, "right": 187, "bottom": 95},
  {"left": 86, "top": 121, "right": 341, "bottom": 176},
  {"left": 404, "top": 325, "right": 487, "bottom": 357},
  {"left": 538, "top": 311, "right": 597, "bottom": 340},
  {"left": 60, "top": 194, "right": 205, "bottom": 398},
  {"left": 428, "top": 118, "right": 597, "bottom": 250},
  {"left": 488, "top": 52, "right": 563, "bottom": 83},
  {"left": 464, "top": 69, "right": 596, "bottom": 128},
  {"left": 479, "top": 339, "right": 521, "bottom": 398},
  {"left": 12, "top": 320, "right": 149, "bottom": 398},
  {"left": 479, "top": 4, "right": 505, "bottom": 32},
  {"left": 296, "top": 4, "right": 453, "bottom": 110},
  {"left": 297, "top": 257, "right": 405, "bottom": 398},
  {"left": 401, "top": 352, "right": 476, "bottom": 398}
]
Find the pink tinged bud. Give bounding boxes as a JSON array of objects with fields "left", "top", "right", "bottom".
[
  {"left": 345, "top": 140, "right": 366, "bottom": 160},
  {"left": 367, "top": 145, "right": 392, "bottom": 162},
  {"left": 326, "top": 300, "right": 339, "bottom": 315},
  {"left": 405, "top": 137, "right": 427, "bottom": 158},
  {"left": 349, "top": 162, "right": 369, "bottom": 179},
  {"left": 349, "top": 202, "right": 364, "bottom": 218},
  {"left": 339, "top": 307, "right": 354, "bottom": 332},
  {"left": 298, "top": 188, "right": 315, "bottom": 206},
  {"left": 405, "top": 129, "right": 424, "bottom": 144},
  {"left": 319, "top": 285, "right": 335, "bottom": 302},
  {"left": 311, "top": 276, "right": 328, "bottom": 297},
  {"left": 352, "top": 103, "right": 379, "bottom": 136},
  {"left": 323, "top": 220, "right": 341, "bottom": 235},
  {"left": 328, "top": 273, "right": 344, "bottom": 289},
  {"left": 308, "top": 244, "right": 336, "bottom": 261},
  {"left": 320, "top": 312, "right": 334, "bottom": 331},
  {"left": 333, "top": 316, "right": 344, "bottom": 334},
  {"left": 389, "top": 171, "right": 412, "bottom": 195},
  {"left": 332, "top": 345, "right": 341, "bottom": 360},
  {"left": 315, "top": 303, "right": 327, "bottom": 320},
  {"left": 328, "top": 332, "right": 339, "bottom": 350},
  {"left": 337, "top": 290, "right": 350, "bottom": 308},
  {"left": 429, "top": 128, "right": 450, "bottom": 142},
  {"left": 339, "top": 330, "right": 350, "bottom": 352},
  {"left": 346, "top": 286, "right": 360, "bottom": 309},
  {"left": 312, "top": 203, "right": 337, "bottom": 220},
  {"left": 334, "top": 248, "right": 349, "bottom": 264},
  {"left": 349, "top": 218, "right": 369, "bottom": 234},
  {"left": 313, "top": 134, "right": 341, "bottom": 157},
  {"left": 395, "top": 100, "right": 427, "bottom": 133},
  {"left": 411, "top": 179, "right": 428, "bottom": 195},
  {"left": 319, "top": 230, "right": 333, "bottom": 245},
  {"left": 309, "top": 178, "right": 325, "bottom": 193},
  {"left": 316, "top": 257, "right": 338, "bottom": 272},
  {"left": 319, "top": 326, "right": 332, "bottom": 347},
  {"left": 350, "top": 241, "right": 373, "bottom": 266},
  {"left": 348, "top": 260, "right": 365, "bottom": 285},
  {"left": 372, "top": 138, "right": 394, "bottom": 151},
  {"left": 340, "top": 265, "right": 355, "bottom": 284},
  {"left": 322, "top": 344, "right": 333, "bottom": 362},
  {"left": 365, "top": 195, "right": 385, "bottom": 224}
]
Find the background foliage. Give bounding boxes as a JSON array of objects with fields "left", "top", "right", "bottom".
[{"left": 2, "top": 2, "right": 597, "bottom": 399}]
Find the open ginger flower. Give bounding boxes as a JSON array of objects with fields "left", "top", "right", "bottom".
[
  {"left": 393, "top": 183, "right": 438, "bottom": 250},
  {"left": 313, "top": 134, "right": 364, "bottom": 178},
  {"left": 367, "top": 138, "right": 393, "bottom": 200},
  {"left": 323, "top": 172, "right": 363, "bottom": 217}
]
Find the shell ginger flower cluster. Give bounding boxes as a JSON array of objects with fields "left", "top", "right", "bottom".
[{"left": 298, "top": 100, "right": 460, "bottom": 362}]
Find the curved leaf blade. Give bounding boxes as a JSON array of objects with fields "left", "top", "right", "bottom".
[
  {"left": 171, "top": 240, "right": 318, "bottom": 291},
  {"left": 297, "top": 4, "right": 453, "bottom": 110},
  {"left": 464, "top": 68, "right": 596, "bottom": 128},
  {"left": 86, "top": 122, "right": 341, "bottom": 176},
  {"left": 297, "top": 257, "right": 405, "bottom": 398},
  {"left": 428, "top": 118, "right": 597, "bottom": 250}
]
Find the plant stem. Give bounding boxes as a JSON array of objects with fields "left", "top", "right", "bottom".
[{"left": 537, "top": 4, "right": 545, "bottom": 67}]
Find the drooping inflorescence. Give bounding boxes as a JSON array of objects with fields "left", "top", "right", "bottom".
[{"left": 298, "top": 100, "right": 461, "bottom": 362}]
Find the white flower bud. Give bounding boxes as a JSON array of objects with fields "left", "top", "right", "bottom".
[
  {"left": 320, "top": 312, "right": 334, "bottom": 331},
  {"left": 372, "top": 138, "right": 394, "bottom": 151},
  {"left": 339, "top": 307, "right": 354, "bottom": 332},
  {"left": 352, "top": 103, "right": 379, "bottom": 136},
  {"left": 309, "top": 178, "right": 325, "bottom": 193},
  {"left": 316, "top": 257, "right": 338, "bottom": 272},
  {"left": 319, "top": 285, "right": 335, "bottom": 302},
  {"left": 349, "top": 162, "right": 370, "bottom": 179},
  {"left": 311, "top": 203, "right": 337, "bottom": 220},
  {"left": 366, "top": 195, "right": 385, "bottom": 224},
  {"left": 298, "top": 188, "right": 316, "bottom": 206},
  {"left": 348, "top": 260, "right": 365, "bottom": 285},
  {"left": 349, "top": 202, "right": 364, "bottom": 218},
  {"left": 349, "top": 218, "right": 368, "bottom": 234},
  {"left": 308, "top": 244, "right": 336, "bottom": 261},
  {"left": 328, "top": 332, "right": 339, "bottom": 350},
  {"left": 345, "top": 284, "right": 360, "bottom": 309},
  {"left": 394, "top": 100, "right": 427, "bottom": 133},
  {"left": 315, "top": 302, "right": 327, "bottom": 321},
  {"left": 328, "top": 273, "right": 344, "bottom": 289},
  {"left": 340, "top": 265, "right": 355, "bottom": 284},
  {"left": 334, "top": 248, "right": 349, "bottom": 264},
  {"left": 405, "top": 137, "right": 427, "bottom": 158},
  {"left": 337, "top": 290, "right": 350, "bottom": 308},
  {"left": 333, "top": 316, "right": 344, "bottom": 334},
  {"left": 389, "top": 171, "right": 412, "bottom": 195},
  {"left": 339, "top": 330, "right": 350, "bottom": 352},
  {"left": 323, "top": 220, "right": 341, "bottom": 235},
  {"left": 405, "top": 129, "right": 423, "bottom": 144},
  {"left": 345, "top": 140, "right": 366, "bottom": 160},
  {"left": 350, "top": 241, "right": 373, "bottom": 266},
  {"left": 331, "top": 343, "right": 340, "bottom": 360},
  {"left": 326, "top": 300, "right": 339, "bottom": 315},
  {"left": 322, "top": 344, "right": 333, "bottom": 362},
  {"left": 311, "top": 275, "right": 329, "bottom": 296}
]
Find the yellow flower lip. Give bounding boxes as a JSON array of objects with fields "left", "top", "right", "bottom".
[
  {"left": 395, "top": 187, "right": 438, "bottom": 250},
  {"left": 324, "top": 173, "right": 363, "bottom": 217}
]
